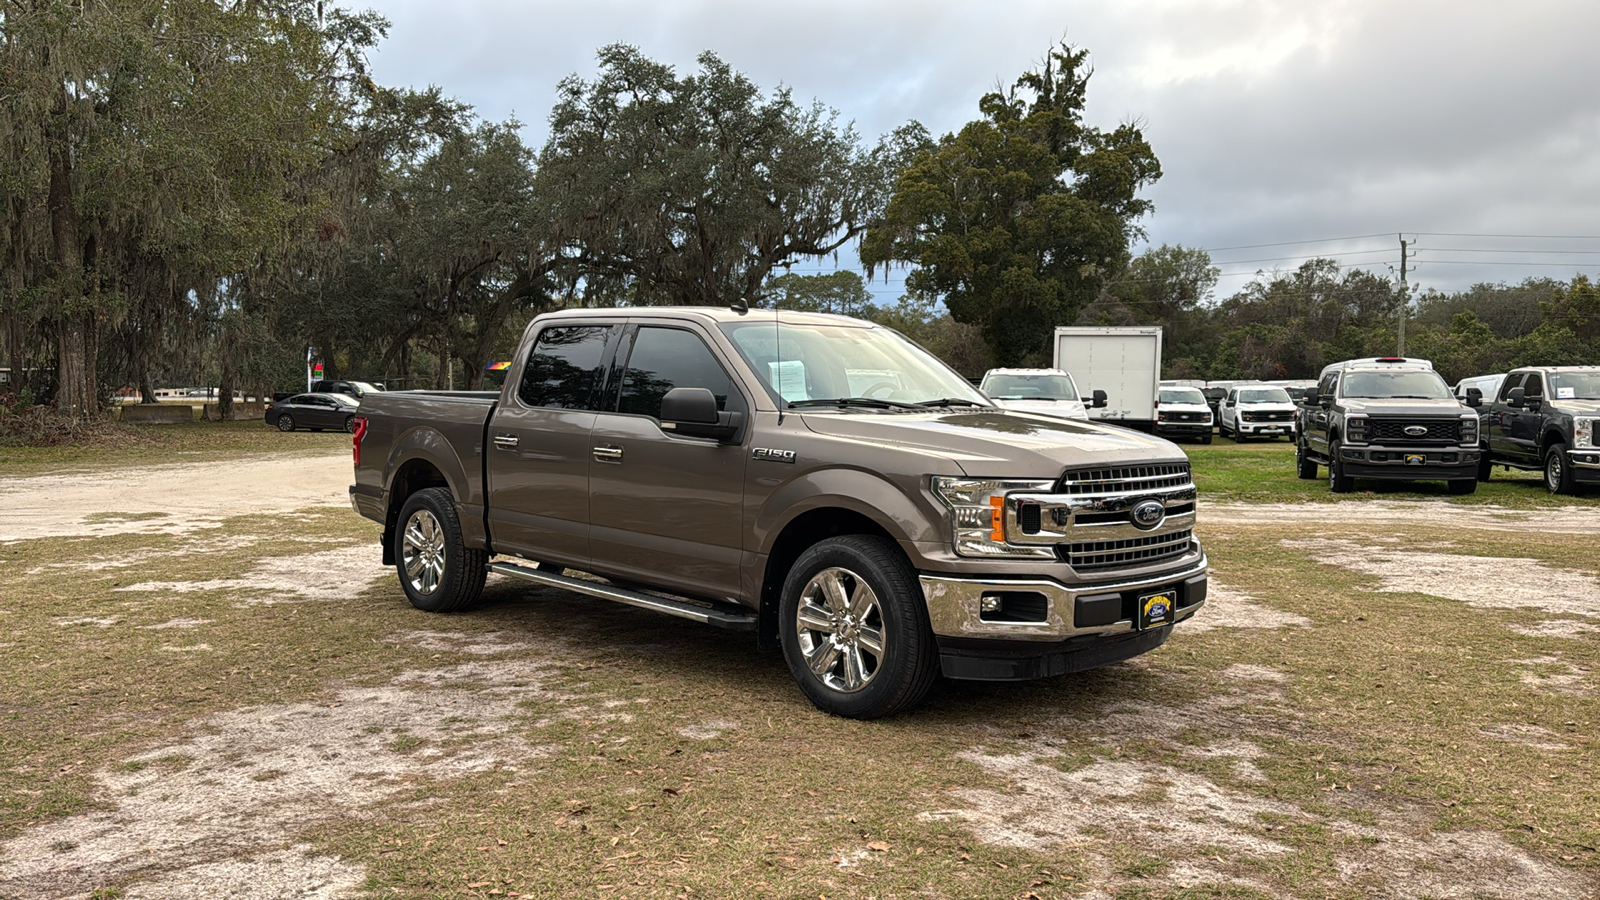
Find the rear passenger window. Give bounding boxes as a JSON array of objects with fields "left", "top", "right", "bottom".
[
  {"left": 519, "top": 325, "right": 611, "bottom": 410},
  {"left": 617, "top": 327, "right": 734, "bottom": 418}
]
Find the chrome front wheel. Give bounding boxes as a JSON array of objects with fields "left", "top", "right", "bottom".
[{"left": 794, "top": 566, "right": 885, "bottom": 694}]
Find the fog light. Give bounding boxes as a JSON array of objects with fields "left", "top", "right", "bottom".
[{"left": 980, "top": 595, "right": 1002, "bottom": 613}]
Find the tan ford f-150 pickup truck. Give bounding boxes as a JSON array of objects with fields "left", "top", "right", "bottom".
[{"left": 349, "top": 307, "right": 1207, "bottom": 718}]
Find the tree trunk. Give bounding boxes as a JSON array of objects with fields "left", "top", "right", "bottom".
[{"left": 47, "top": 95, "right": 99, "bottom": 417}]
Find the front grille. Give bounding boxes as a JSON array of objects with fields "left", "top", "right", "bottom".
[
  {"left": 1368, "top": 419, "right": 1461, "bottom": 443},
  {"left": 1060, "top": 529, "right": 1194, "bottom": 570},
  {"left": 1057, "top": 463, "right": 1192, "bottom": 495},
  {"left": 1162, "top": 412, "right": 1206, "bottom": 422},
  {"left": 1241, "top": 411, "right": 1294, "bottom": 422}
]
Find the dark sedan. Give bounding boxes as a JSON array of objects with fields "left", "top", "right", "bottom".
[{"left": 265, "top": 392, "right": 361, "bottom": 432}]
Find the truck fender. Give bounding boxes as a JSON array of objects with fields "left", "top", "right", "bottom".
[
  {"left": 746, "top": 468, "right": 937, "bottom": 651},
  {"left": 381, "top": 425, "right": 488, "bottom": 556}
]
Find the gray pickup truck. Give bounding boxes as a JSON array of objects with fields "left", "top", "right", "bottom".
[
  {"left": 349, "top": 307, "right": 1207, "bottom": 718},
  {"left": 1478, "top": 366, "right": 1600, "bottom": 494}
]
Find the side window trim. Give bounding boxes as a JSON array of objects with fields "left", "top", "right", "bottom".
[
  {"left": 515, "top": 321, "right": 621, "bottom": 411},
  {"left": 612, "top": 322, "right": 749, "bottom": 422}
]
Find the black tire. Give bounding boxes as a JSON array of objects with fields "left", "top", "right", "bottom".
[
  {"left": 1477, "top": 448, "right": 1493, "bottom": 482},
  {"left": 1200, "top": 431, "right": 1213, "bottom": 445},
  {"left": 394, "top": 487, "right": 487, "bottom": 612},
  {"left": 779, "top": 535, "right": 939, "bottom": 720},
  {"left": 276, "top": 414, "right": 295, "bottom": 432},
  {"left": 344, "top": 415, "right": 357, "bottom": 433},
  {"left": 1328, "top": 440, "right": 1354, "bottom": 493},
  {"left": 1447, "top": 478, "right": 1477, "bottom": 496},
  {"left": 1218, "top": 420, "right": 1230, "bottom": 439},
  {"left": 1544, "top": 442, "right": 1576, "bottom": 495},
  {"left": 1296, "top": 438, "right": 1318, "bottom": 480}
]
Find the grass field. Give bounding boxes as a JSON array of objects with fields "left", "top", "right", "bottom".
[{"left": 0, "top": 424, "right": 1596, "bottom": 898}]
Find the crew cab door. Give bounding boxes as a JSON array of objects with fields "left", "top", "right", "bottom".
[
  {"left": 1508, "top": 373, "right": 1545, "bottom": 464},
  {"left": 586, "top": 323, "right": 750, "bottom": 601},
  {"left": 1486, "top": 373, "right": 1523, "bottom": 461},
  {"left": 1220, "top": 389, "right": 1236, "bottom": 430},
  {"left": 485, "top": 321, "right": 621, "bottom": 568},
  {"left": 1305, "top": 372, "right": 1338, "bottom": 457}
]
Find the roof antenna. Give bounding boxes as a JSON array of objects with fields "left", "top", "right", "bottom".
[{"left": 774, "top": 304, "right": 785, "bottom": 425}]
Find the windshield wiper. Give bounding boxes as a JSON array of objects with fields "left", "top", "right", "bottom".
[
  {"left": 787, "top": 397, "right": 919, "bottom": 410},
  {"left": 914, "top": 397, "right": 986, "bottom": 408}
]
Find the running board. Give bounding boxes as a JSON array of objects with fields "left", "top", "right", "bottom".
[{"left": 486, "top": 561, "right": 757, "bottom": 631}]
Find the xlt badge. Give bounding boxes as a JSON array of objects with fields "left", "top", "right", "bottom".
[{"left": 752, "top": 447, "right": 797, "bottom": 464}]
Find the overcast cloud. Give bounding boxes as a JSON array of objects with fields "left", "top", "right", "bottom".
[{"left": 366, "top": 0, "right": 1600, "bottom": 301}]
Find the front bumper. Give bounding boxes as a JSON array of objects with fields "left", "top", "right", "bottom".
[
  {"left": 1568, "top": 447, "right": 1600, "bottom": 483},
  {"left": 1237, "top": 420, "right": 1295, "bottom": 436},
  {"left": 1156, "top": 422, "right": 1212, "bottom": 435},
  {"left": 919, "top": 557, "right": 1207, "bottom": 678},
  {"left": 1339, "top": 444, "right": 1480, "bottom": 480}
]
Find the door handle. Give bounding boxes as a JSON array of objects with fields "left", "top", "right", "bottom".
[
  {"left": 592, "top": 445, "right": 624, "bottom": 462},
  {"left": 493, "top": 434, "right": 519, "bottom": 450}
]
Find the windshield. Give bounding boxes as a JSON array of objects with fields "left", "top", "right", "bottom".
[
  {"left": 1549, "top": 372, "right": 1600, "bottom": 400},
  {"left": 1159, "top": 388, "right": 1206, "bottom": 404},
  {"left": 349, "top": 381, "right": 382, "bottom": 394},
  {"left": 983, "top": 372, "right": 1080, "bottom": 401},
  {"left": 718, "top": 318, "right": 989, "bottom": 408},
  {"left": 1341, "top": 370, "right": 1453, "bottom": 400},
  {"left": 1238, "top": 388, "right": 1292, "bottom": 403}
]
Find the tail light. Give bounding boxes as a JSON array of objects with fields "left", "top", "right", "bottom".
[{"left": 352, "top": 416, "right": 368, "bottom": 466}]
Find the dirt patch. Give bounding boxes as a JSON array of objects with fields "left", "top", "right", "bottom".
[
  {"left": 926, "top": 681, "right": 1595, "bottom": 899},
  {"left": 1281, "top": 538, "right": 1600, "bottom": 617},
  {"left": 139, "top": 618, "right": 212, "bottom": 630},
  {"left": 1480, "top": 724, "right": 1571, "bottom": 752},
  {"left": 1181, "top": 581, "right": 1309, "bottom": 633},
  {"left": 0, "top": 651, "right": 573, "bottom": 898},
  {"left": 115, "top": 545, "right": 389, "bottom": 605},
  {"left": 677, "top": 719, "right": 738, "bottom": 740},
  {"left": 1511, "top": 656, "right": 1592, "bottom": 696},
  {"left": 1207, "top": 500, "right": 1600, "bottom": 534},
  {"left": 0, "top": 450, "right": 351, "bottom": 542},
  {"left": 1508, "top": 619, "right": 1600, "bottom": 639}
]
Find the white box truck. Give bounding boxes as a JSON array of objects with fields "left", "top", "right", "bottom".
[{"left": 1052, "top": 326, "right": 1163, "bottom": 430}]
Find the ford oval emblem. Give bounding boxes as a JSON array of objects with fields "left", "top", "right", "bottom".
[
  {"left": 1404, "top": 425, "right": 1428, "bottom": 436},
  {"left": 1131, "top": 499, "right": 1166, "bottom": 530}
]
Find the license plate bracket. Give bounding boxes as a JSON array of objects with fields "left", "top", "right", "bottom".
[{"left": 1138, "top": 590, "right": 1175, "bottom": 630}]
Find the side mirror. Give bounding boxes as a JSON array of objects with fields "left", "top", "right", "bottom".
[
  {"left": 1465, "top": 387, "right": 1482, "bottom": 408},
  {"left": 1303, "top": 387, "right": 1320, "bottom": 406},
  {"left": 1507, "top": 386, "right": 1525, "bottom": 409},
  {"left": 660, "top": 387, "right": 742, "bottom": 442},
  {"left": 1091, "top": 389, "right": 1108, "bottom": 409}
]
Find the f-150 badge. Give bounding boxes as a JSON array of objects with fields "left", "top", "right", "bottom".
[{"left": 752, "top": 448, "right": 797, "bottom": 464}]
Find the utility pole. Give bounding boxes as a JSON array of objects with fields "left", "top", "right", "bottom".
[{"left": 1397, "top": 235, "right": 1408, "bottom": 357}]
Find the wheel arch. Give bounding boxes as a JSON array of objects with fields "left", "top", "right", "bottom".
[
  {"left": 382, "top": 458, "right": 451, "bottom": 565},
  {"left": 754, "top": 505, "right": 901, "bottom": 652}
]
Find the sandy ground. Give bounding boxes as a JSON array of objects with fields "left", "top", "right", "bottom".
[
  {"left": 1206, "top": 499, "right": 1600, "bottom": 534},
  {"left": 2, "top": 456, "right": 1596, "bottom": 898},
  {"left": 0, "top": 450, "right": 353, "bottom": 542}
]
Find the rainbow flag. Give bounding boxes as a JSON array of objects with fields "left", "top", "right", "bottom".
[{"left": 485, "top": 361, "right": 512, "bottom": 372}]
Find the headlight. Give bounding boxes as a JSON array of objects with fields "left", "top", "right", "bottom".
[
  {"left": 1576, "top": 417, "right": 1597, "bottom": 449},
  {"left": 1345, "top": 415, "right": 1369, "bottom": 443},
  {"left": 1460, "top": 414, "right": 1479, "bottom": 445},
  {"left": 1157, "top": 411, "right": 1171, "bottom": 421},
  {"left": 931, "top": 477, "right": 1056, "bottom": 559}
]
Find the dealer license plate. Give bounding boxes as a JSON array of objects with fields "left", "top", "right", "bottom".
[
  {"left": 1405, "top": 454, "right": 1426, "bottom": 465},
  {"left": 1138, "top": 590, "right": 1176, "bottom": 630}
]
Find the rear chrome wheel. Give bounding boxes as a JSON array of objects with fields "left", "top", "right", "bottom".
[{"left": 393, "top": 487, "right": 487, "bottom": 612}]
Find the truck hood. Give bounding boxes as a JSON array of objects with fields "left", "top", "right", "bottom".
[
  {"left": 797, "top": 409, "right": 1185, "bottom": 476},
  {"left": 1548, "top": 399, "right": 1600, "bottom": 415},
  {"left": 1159, "top": 402, "right": 1211, "bottom": 414},
  {"left": 990, "top": 397, "right": 1089, "bottom": 420},
  {"left": 1341, "top": 398, "right": 1471, "bottom": 416}
]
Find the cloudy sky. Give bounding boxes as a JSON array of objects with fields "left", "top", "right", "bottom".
[{"left": 366, "top": 0, "right": 1600, "bottom": 303}]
